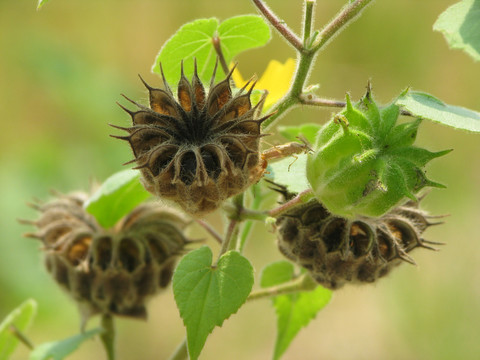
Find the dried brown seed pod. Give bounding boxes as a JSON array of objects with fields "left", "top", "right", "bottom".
[
  {"left": 275, "top": 193, "right": 443, "bottom": 290},
  {"left": 23, "top": 192, "right": 190, "bottom": 323},
  {"left": 113, "top": 61, "right": 271, "bottom": 216}
]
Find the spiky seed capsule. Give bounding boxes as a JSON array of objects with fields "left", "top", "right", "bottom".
[
  {"left": 306, "top": 84, "right": 451, "bottom": 218},
  {"left": 24, "top": 192, "right": 189, "bottom": 321},
  {"left": 276, "top": 195, "right": 441, "bottom": 290},
  {"left": 114, "top": 61, "right": 270, "bottom": 216}
]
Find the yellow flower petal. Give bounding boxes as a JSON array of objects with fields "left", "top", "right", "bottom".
[
  {"left": 232, "top": 58, "right": 296, "bottom": 110},
  {"left": 257, "top": 58, "right": 296, "bottom": 109}
]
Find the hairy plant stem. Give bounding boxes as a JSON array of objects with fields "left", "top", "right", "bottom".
[
  {"left": 236, "top": 185, "right": 265, "bottom": 252},
  {"left": 247, "top": 273, "right": 317, "bottom": 302},
  {"left": 269, "top": 189, "right": 314, "bottom": 218},
  {"left": 100, "top": 314, "right": 115, "bottom": 360},
  {"left": 212, "top": 35, "right": 230, "bottom": 76},
  {"left": 168, "top": 338, "right": 188, "bottom": 360},
  {"left": 256, "top": 0, "right": 373, "bottom": 130},
  {"left": 312, "top": 0, "right": 374, "bottom": 52},
  {"left": 195, "top": 219, "right": 223, "bottom": 244},
  {"left": 300, "top": 93, "right": 414, "bottom": 116},
  {"left": 251, "top": 0, "right": 303, "bottom": 51}
]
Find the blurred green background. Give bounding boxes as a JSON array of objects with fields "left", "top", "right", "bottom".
[{"left": 1, "top": 0, "right": 479, "bottom": 359}]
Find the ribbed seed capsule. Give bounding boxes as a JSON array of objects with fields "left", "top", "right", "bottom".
[
  {"left": 114, "top": 61, "right": 271, "bottom": 216},
  {"left": 276, "top": 195, "right": 442, "bottom": 289},
  {"left": 23, "top": 192, "right": 189, "bottom": 322}
]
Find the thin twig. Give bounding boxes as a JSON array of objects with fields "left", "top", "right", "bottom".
[
  {"left": 215, "top": 219, "right": 238, "bottom": 266},
  {"left": 252, "top": 0, "right": 303, "bottom": 51},
  {"left": 300, "top": 93, "right": 415, "bottom": 116},
  {"left": 212, "top": 35, "right": 230, "bottom": 76},
  {"left": 312, "top": 0, "right": 374, "bottom": 51},
  {"left": 247, "top": 273, "right": 317, "bottom": 302},
  {"left": 269, "top": 189, "right": 314, "bottom": 218},
  {"left": 195, "top": 219, "right": 223, "bottom": 244},
  {"left": 303, "top": 0, "right": 315, "bottom": 45}
]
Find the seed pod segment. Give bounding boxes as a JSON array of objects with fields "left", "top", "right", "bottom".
[
  {"left": 23, "top": 192, "right": 190, "bottom": 323},
  {"left": 114, "top": 61, "right": 271, "bottom": 216},
  {"left": 275, "top": 194, "right": 442, "bottom": 290}
]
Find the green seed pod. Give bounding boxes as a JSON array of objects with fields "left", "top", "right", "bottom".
[
  {"left": 276, "top": 194, "right": 442, "bottom": 290},
  {"left": 306, "top": 85, "right": 451, "bottom": 218},
  {"left": 23, "top": 192, "right": 190, "bottom": 323}
]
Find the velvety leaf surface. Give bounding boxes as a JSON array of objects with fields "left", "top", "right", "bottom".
[
  {"left": 261, "top": 262, "right": 332, "bottom": 360},
  {"left": 29, "top": 328, "right": 103, "bottom": 360},
  {"left": 397, "top": 90, "right": 480, "bottom": 132},
  {"left": 434, "top": 0, "right": 480, "bottom": 61},
  {"left": 152, "top": 15, "right": 270, "bottom": 84},
  {"left": 173, "top": 246, "right": 254, "bottom": 360},
  {"left": 266, "top": 154, "right": 311, "bottom": 194},
  {"left": 84, "top": 169, "right": 151, "bottom": 228},
  {"left": 0, "top": 299, "right": 37, "bottom": 360}
]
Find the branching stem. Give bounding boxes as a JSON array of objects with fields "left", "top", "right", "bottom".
[
  {"left": 251, "top": 0, "right": 303, "bottom": 51},
  {"left": 255, "top": 0, "right": 374, "bottom": 130},
  {"left": 247, "top": 273, "right": 317, "bottom": 302},
  {"left": 195, "top": 219, "right": 223, "bottom": 244}
]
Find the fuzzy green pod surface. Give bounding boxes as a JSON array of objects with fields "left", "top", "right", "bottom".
[{"left": 306, "top": 86, "right": 451, "bottom": 218}]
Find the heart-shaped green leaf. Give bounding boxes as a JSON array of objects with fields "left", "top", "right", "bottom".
[
  {"left": 152, "top": 15, "right": 270, "bottom": 84},
  {"left": 0, "top": 299, "right": 37, "bottom": 360},
  {"left": 173, "top": 246, "right": 254, "bottom": 360},
  {"left": 261, "top": 261, "right": 332, "bottom": 360},
  {"left": 84, "top": 169, "right": 151, "bottom": 228}
]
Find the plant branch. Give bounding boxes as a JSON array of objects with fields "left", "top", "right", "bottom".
[
  {"left": 212, "top": 35, "right": 230, "bottom": 76},
  {"left": 168, "top": 338, "right": 188, "bottom": 360},
  {"left": 247, "top": 273, "right": 317, "bottom": 302},
  {"left": 312, "top": 0, "right": 374, "bottom": 52},
  {"left": 215, "top": 219, "right": 238, "bottom": 266},
  {"left": 300, "top": 93, "right": 414, "bottom": 116},
  {"left": 195, "top": 219, "right": 223, "bottom": 244},
  {"left": 303, "top": 0, "right": 315, "bottom": 45},
  {"left": 252, "top": 0, "right": 303, "bottom": 51},
  {"left": 100, "top": 314, "right": 115, "bottom": 360},
  {"left": 268, "top": 189, "right": 314, "bottom": 218}
]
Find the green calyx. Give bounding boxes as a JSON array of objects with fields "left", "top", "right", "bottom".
[{"left": 306, "top": 85, "right": 451, "bottom": 218}]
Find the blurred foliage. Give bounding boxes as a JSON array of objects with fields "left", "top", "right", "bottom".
[{"left": 0, "top": 0, "right": 479, "bottom": 359}]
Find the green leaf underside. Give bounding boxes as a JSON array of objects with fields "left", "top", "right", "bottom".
[
  {"left": 29, "top": 328, "right": 103, "bottom": 360},
  {"left": 261, "top": 262, "right": 332, "bottom": 360},
  {"left": 278, "top": 124, "right": 322, "bottom": 145},
  {"left": 37, "top": 0, "right": 50, "bottom": 10},
  {"left": 0, "top": 299, "right": 37, "bottom": 360},
  {"left": 397, "top": 90, "right": 480, "bottom": 132},
  {"left": 266, "top": 154, "right": 311, "bottom": 194},
  {"left": 434, "top": 0, "right": 480, "bottom": 61},
  {"left": 84, "top": 169, "right": 151, "bottom": 228},
  {"left": 173, "top": 246, "right": 254, "bottom": 360},
  {"left": 152, "top": 15, "right": 270, "bottom": 85}
]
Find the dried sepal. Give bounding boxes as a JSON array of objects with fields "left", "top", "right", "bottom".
[
  {"left": 115, "top": 60, "right": 271, "bottom": 216},
  {"left": 275, "top": 192, "right": 442, "bottom": 290},
  {"left": 23, "top": 192, "right": 190, "bottom": 322}
]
